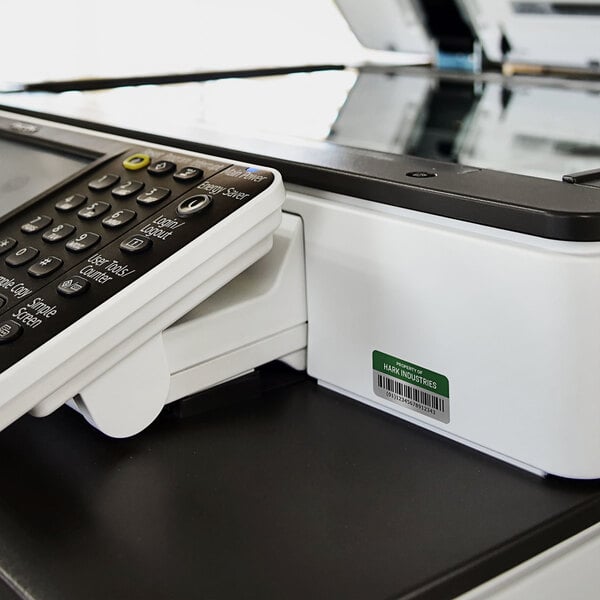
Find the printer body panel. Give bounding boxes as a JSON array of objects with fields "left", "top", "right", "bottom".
[{"left": 287, "top": 187, "right": 600, "bottom": 478}]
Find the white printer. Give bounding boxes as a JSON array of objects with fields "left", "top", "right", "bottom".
[
  {"left": 1, "top": 1, "right": 600, "bottom": 598},
  {"left": 2, "top": 0, "right": 600, "bottom": 480}
]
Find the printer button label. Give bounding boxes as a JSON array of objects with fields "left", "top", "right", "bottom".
[{"left": 372, "top": 350, "right": 450, "bottom": 424}]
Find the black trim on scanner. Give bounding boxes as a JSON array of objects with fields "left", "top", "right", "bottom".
[
  {"left": 3, "top": 104, "right": 600, "bottom": 241},
  {"left": 6, "top": 64, "right": 346, "bottom": 94}
]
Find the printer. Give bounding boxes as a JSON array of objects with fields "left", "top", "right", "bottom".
[
  {"left": 0, "top": 2, "right": 599, "bottom": 597},
  {"left": 2, "top": 0, "right": 600, "bottom": 477}
]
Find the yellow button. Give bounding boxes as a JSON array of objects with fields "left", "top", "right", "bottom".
[{"left": 122, "top": 153, "right": 151, "bottom": 171}]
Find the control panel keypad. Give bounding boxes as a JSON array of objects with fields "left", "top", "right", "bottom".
[
  {"left": 27, "top": 256, "right": 63, "bottom": 278},
  {"left": 102, "top": 209, "right": 137, "bottom": 229},
  {"left": 147, "top": 160, "right": 175, "bottom": 176},
  {"left": 5, "top": 247, "right": 39, "bottom": 267},
  {"left": 21, "top": 216, "right": 53, "bottom": 234},
  {"left": 57, "top": 276, "right": 90, "bottom": 297},
  {"left": 78, "top": 202, "right": 111, "bottom": 220},
  {"left": 122, "top": 154, "right": 150, "bottom": 171},
  {"left": 55, "top": 194, "right": 87, "bottom": 212},
  {"left": 173, "top": 166, "right": 202, "bottom": 182},
  {"left": 66, "top": 232, "right": 101, "bottom": 253},
  {"left": 112, "top": 180, "right": 144, "bottom": 199},
  {"left": 120, "top": 235, "right": 153, "bottom": 254},
  {"left": 0, "top": 238, "right": 17, "bottom": 255},
  {"left": 137, "top": 187, "right": 170, "bottom": 206},
  {"left": 42, "top": 224, "right": 76, "bottom": 243},
  {"left": 88, "top": 173, "right": 120, "bottom": 191},
  {"left": 0, "top": 147, "right": 265, "bottom": 363},
  {"left": 0, "top": 320, "right": 23, "bottom": 344}
]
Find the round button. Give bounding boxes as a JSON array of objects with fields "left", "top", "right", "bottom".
[
  {"left": 0, "top": 320, "right": 23, "bottom": 344},
  {"left": 177, "top": 194, "right": 212, "bottom": 217},
  {"left": 122, "top": 153, "right": 151, "bottom": 171},
  {"left": 406, "top": 171, "right": 437, "bottom": 178}
]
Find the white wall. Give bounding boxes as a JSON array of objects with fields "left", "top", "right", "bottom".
[{"left": 1, "top": 0, "right": 361, "bottom": 83}]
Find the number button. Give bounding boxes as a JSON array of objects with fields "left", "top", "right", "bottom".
[
  {"left": 21, "top": 215, "right": 53, "bottom": 234},
  {"left": 27, "top": 256, "right": 63, "bottom": 278},
  {"left": 42, "top": 223, "right": 76, "bottom": 243},
  {"left": 0, "top": 238, "right": 17, "bottom": 255},
  {"left": 136, "top": 187, "right": 171, "bottom": 206},
  {"left": 112, "top": 180, "right": 144, "bottom": 199},
  {"left": 102, "top": 209, "right": 136, "bottom": 229},
  {"left": 148, "top": 160, "right": 176, "bottom": 176},
  {"left": 0, "top": 320, "right": 23, "bottom": 344},
  {"left": 5, "top": 247, "right": 39, "bottom": 267},
  {"left": 78, "top": 202, "right": 111, "bottom": 220},
  {"left": 88, "top": 173, "right": 120, "bottom": 191},
  {"left": 173, "top": 167, "right": 203, "bottom": 182},
  {"left": 66, "top": 232, "right": 101, "bottom": 253},
  {"left": 55, "top": 194, "right": 87, "bottom": 212}
]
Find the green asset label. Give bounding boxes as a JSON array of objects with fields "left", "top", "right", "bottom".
[{"left": 372, "top": 351, "right": 450, "bottom": 423}]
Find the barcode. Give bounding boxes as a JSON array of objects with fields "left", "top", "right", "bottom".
[{"left": 376, "top": 373, "right": 446, "bottom": 413}]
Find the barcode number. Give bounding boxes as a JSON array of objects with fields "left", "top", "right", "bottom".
[{"left": 376, "top": 373, "right": 446, "bottom": 413}]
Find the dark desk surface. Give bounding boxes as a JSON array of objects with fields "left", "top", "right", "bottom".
[{"left": 0, "top": 367, "right": 599, "bottom": 600}]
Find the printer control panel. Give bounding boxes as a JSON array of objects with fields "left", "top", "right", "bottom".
[{"left": 0, "top": 148, "right": 274, "bottom": 373}]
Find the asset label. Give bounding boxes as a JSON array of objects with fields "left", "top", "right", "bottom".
[{"left": 372, "top": 350, "right": 450, "bottom": 423}]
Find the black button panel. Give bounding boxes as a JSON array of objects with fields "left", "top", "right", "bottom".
[
  {"left": 147, "top": 160, "right": 176, "bottom": 176},
  {"left": 57, "top": 276, "right": 90, "bottom": 297},
  {"left": 173, "top": 167, "right": 203, "bottom": 181},
  {"left": 6, "top": 247, "right": 39, "bottom": 267},
  {"left": 0, "top": 238, "right": 17, "bottom": 255},
  {"left": 28, "top": 256, "right": 63, "bottom": 278},
  {"left": 0, "top": 144, "right": 271, "bottom": 365},
  {"left": 177, "top": 194, "right": 212, "bottom": 217},
  {"left": 112, "top": 180, "right": 144, "bottom": 199},
  {"left": 102, "top": 209, "right": 137, "bottom": 229},
  {"left": 42, "top": 224, "right": 76, "bottom": 243},
  {"left": 21, "top": 216, "right": 52, "bottom": 234},
  {"left": 66, "top": 232, "right": 101, "bottom": 253},
  {"left": 55, "top": 194, "right": 87, "bottom": 212},
  {"left": 120, "top": 235, "right": 153, "bottom": 254},
  {"left": 88, "top": 173, "right": 120, "bottom": 191},
  {"left": 137, "top": 186, "right": 170, "bottom": 206},
  {"left": 0, "top": 320, "right": 22, "bottom": 344},
  {"left": 78, "top": 202, "right": 111, "bottom": 220}
]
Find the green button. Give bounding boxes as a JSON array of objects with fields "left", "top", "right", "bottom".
[{"left": 123, "top": 153, "right": 151, "bottom": 171}]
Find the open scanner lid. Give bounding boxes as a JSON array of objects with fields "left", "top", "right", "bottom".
[
  {"left": 458, "top": 0, "right": 600, "bottom": 70},
  {"left": 334, "top": 0, "right": 477, "bottom": 67},
  {"left": 336, "top": 0, "right": 600, "bottom": 71}
]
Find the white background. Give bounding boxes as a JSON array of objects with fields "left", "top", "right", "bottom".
[{"left": 1, "top": 0, "right": 361, "bottom": 83}]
